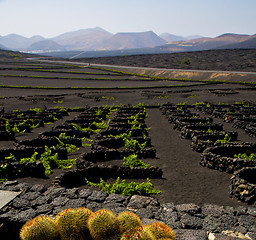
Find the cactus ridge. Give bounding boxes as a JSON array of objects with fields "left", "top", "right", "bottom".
[
  {"left": 20, "top": 216, "right": 59, "bottom": 240},
  {"left": 117, "top": 211, "right": 142, "bottom": 234},
  {"left": 144, "top": 222, "right": 175, "bottom": 240},
  {"left": 20, "top": 208, "right": 175, "bottom": 240}
]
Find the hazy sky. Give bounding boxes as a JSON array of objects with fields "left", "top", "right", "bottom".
[{"left": 0, "top": 0, "right": 255, "bottom": 38}]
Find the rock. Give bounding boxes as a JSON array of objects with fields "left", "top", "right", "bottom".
[
  {"left": 104, "top": 193, "right": 129, "bottom": 204},
  {"left": 12, "top": 198, "right": 31, "bottom": 209},
  {"left": 87, "top": 190, "right": 108, "bottom": 203},
  {"left": 202, "top": 204, "right": 224, "bottom": 217},
  {"left": 174, "top": 229, "right": 208, "bottom": 240},
  {"left": 36, "top": 204, "right": 53, "bottom": 214},
  {"left": 79, "top": 188, "right": 92, "bottom": 199},
  {"left": 64, "top": 199, "right": 86, "bottom": 209},
  {"left": 64, "top": 188, "right": 79, "bottom": 199},
  {"left": 247, "top": 207, "right": 256, "bottom": 217},
  {"left": 31, "top": 195, "right": 51, "bottom": 207},
  {"left": 30, "top": 184, "right": 47, "bottom": 193},
  {"left": 52, "top": 197, "right": 69, "bottom": 207},
  {"left": 176, "top": 203, "right": 201, "bottom": 215},
  {"left": 127, "top": 195, "right": 153, "bottom": 210},
  {"left": 180, "top": 213, "right": 203, "bottom": 229},
  {"left": 136, "top": 208, "right": 155, "bottom": 219},
  {"left": 203, "top": 215, "right": 221, "bottom": 232}
]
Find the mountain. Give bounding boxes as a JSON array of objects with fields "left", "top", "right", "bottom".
[
  {"left": 27, "top": 40, "right": 66, "bottom": 52},
  {"left": 160, "top": 33, "right": 203, "bottom": 42},
  {"left": 0, "top": 34, "right": 45, "bottom": 50},
  {"left": 96, "top": 31, "right": 167, "bottom": 50},
  {"left": 154, "top": 33, "right": 253, "bottom": 52},
  {"left": 160, "top": 33, "right": 186, "bottom": 42},
  {"left": 216, "top": 34, "right": 256, "bottom": 49},
  {"left": 53, "top": 27, "right": 113, "bottom": 50},
  {"left": 0, "top": 43, "right": 7, "bottom": 50}
]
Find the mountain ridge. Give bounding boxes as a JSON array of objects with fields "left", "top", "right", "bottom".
[{"left": 0, "top": 27, "right": 255, "bottom": 56}]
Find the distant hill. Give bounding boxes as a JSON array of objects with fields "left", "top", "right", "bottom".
[
  {"left": 0, "top": 43, "right": 7, "bottom": 50},
  {"left": 53, "top": 27, "right": 113, "bottom": 51},
  {"left": 97, "top": 31, "right": 167, "bottom": 50},
  {"left": 0, "top": 48, "right": 38, "bottom": 59},
  {"left": 27, "top": 40, "right": 66, "bottom": 52},
  {"left": 160, "top": 33, "right": 186, "bottom": 42},
  {"left": 160, "top": 33, "right": 203, "bottom": 42},
  {"left": 216, "top": 34, "right": 256, "bottom": 49},
  {"left": 0, "top": 34, "right": 45, "bottom": 50}
]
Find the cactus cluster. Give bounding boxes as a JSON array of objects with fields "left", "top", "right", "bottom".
[{"left": 20, "top": 208, "right": 175, "bottom": 240}]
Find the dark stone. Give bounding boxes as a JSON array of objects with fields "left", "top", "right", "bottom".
[
  {"left": 47, "top": 187, "right": 66, "bottom": 199},
  {"left": 218, "top": 214, "right": 238, "bottom": 230},
  {"left": 104, "top": 193, "right": 129, "bottom": 204},
  {"left": 180, "top": 213, "right": 203, "bottom": 229},
  {"left": 12, "top": 198, "right": 31, "bottom": 209},
  {"left": 127, "top": 195, "right": 153, "bottom": 210},
  {"left": 238, "top": 215, "right": 255, "bottom": 231},
  {"left": 136, "top": 208, "right": 155, "bottom": 219},
  {"left": 174, "top": 229, "right": 208, "bottom": 240},
  {"left": 203, "top": 215, "right": 221, "bottom": 232},
  {"left": 20, "top": 191, "right": 40, "bottom": 201},
  {"left": 30, "top": 184, "right": 47, "bottom": 193},
  {"left": 247, "top": 207, "right": 256, "bottom": 217},
  {"left": 36, "top": 204, "right": 53, "bottom": 214},
  {"left": 176, "top": 203, "right": 201, "bottom": 215},
  {"left": 155, "top": 209, "right": 179, "bottom": 228},
  {"left": 64, "top": 199, "right": 86, "bottom": 209},
  {"left": 3, "top": 180, "right": 18, "bottom": 187},
  {"left": 85, "top": 202, "right": 102, "bottom": 212},
  {"left": 87, "top": 190, "right": 108, "bottom": 203},
  {"left": 64, "top": 188, "right": 79, "bottom": 199},
  {"left": 236, "top": 206, "right": 247, "bottom": 215},
  {"left": 13, "top": 209, "right": 37, "bottom": 224},
  {"left": 52, "top": 197, "right": 69, "bottom": 207},
  {"left": 202, "top": 204, "right": 224, "bottom": 217},
  {"left": 8, "top": 183, "right": 32, "bottom": 192},
  {"left": 79, "top": 189, "right": 92, "bottom": 199},
  {"left": 161, "top": 202, "right": 176, "bottom": 212},
  {"left": 31, "top": 195, "right": 51, "bottom": 207},
  {"left": 209, "top": 233, "right": 248, "bottom": 240}
]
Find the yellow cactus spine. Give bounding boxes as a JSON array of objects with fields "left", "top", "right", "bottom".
[
  {"left": 74, "top": 207, "right": 94, "bottom": 240},
  {"left": 55, "top": 208, "right": 93, "bottom": 240},
  {"left": 88, "top": 209, "right": 120, "bottom": 240},
  {"left": 117, "top": 211, "right": 142, "bottom": 234},
  {"left": 20, "top": 216, "right": 60, "bottom": 240},
  {"left": 144, "top": 222, "right": 175, "bottom": 240},
  {"left": 121, "top": 226, "right": 155, "bottom": 240}
]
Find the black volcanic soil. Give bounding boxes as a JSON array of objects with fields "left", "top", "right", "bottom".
[
  {"left": 76, "top": 49, "right": 256, "bottom": 72},
  {"left": 0, "top": 52, "right": 256, "bottom": 208}
]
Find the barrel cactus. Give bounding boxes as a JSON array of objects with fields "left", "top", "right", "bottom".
[
  {"left": 144, "top": 222, "right": 175, "bottom": 240},
  {"left": 20, "top": 216, "right": 60, "bottom": 240},
  {"left": 117, "top": 211, "right": 142, "bottom": 234},
  {"left": 121, "top": 226, "right": 155, "bottom": 240},
  {"left": 88, "top": 209, "right": 120, "bottom": 240},
  {"left": 55, "top": 208, "right": 93, "bottom": 240}
]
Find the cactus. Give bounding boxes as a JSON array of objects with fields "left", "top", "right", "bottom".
[
  {"left": 88, "top": 209, "right": 120, "bottom": 240},
  {"left": 144, "top": 222, "right": 175, "bottom": 240},
  {"left": 121, "top": 226, "right": 155, "bottom": 240},
  {"left": 55, "top": 208, "right": 93, "bottom": 240},
  {"left": 20, "top": 216, "right": 60, "bottom": 240},
  {"left": 117, "top": 211, "right": 142, "bottom": 234}
]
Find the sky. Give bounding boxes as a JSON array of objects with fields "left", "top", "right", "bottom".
[{"left": 0, "top": 0, "right": 255, "bottom": 38}]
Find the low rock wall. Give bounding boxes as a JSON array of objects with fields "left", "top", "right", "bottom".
[{"left": 0, "top": 181, "right": 255, "bottom": 240}]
